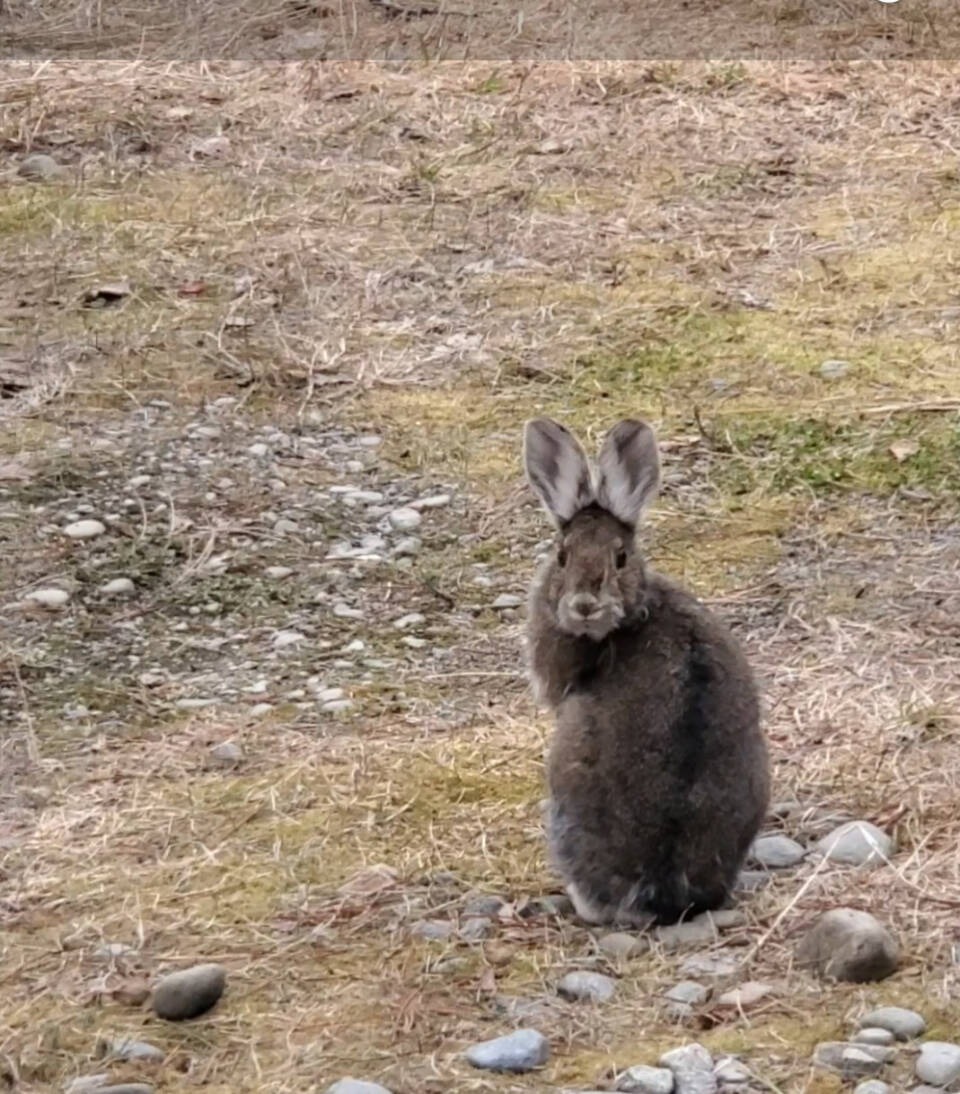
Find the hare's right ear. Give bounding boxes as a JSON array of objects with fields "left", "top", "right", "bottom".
[{"left": 523, "top": 417, "right": 595, "bottom": 525}]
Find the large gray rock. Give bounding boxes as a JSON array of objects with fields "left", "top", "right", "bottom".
[
  {"left": 659, "top": 1043, "right": 717, "bottom": 1094},
  {"left": 816, "top": 821, "right": 893, "bottom": 866},
  {"left": 465, "top": 1028, "right": 550, "bottom": 1072},
  {"left": 796, "top": 908, "right": 899, "bottom": 982},
  {"left": 813, "top": 1042, "right": 894, "bottom": 1077},
  {"left": 749, "top": 834, "right": 805, "bottom": 868},
  {"left": 152, "top": 962, "right": 226, "bottom": 1020},
  {"left": 616, "top": 1064, "right": 676, "bottom": 1094},
  {"left": 859, "top": 1006, "right": 926, "bottom": 1040},
  {"left": 915, "top": 1043, "right": 960, "bottom": 1089},
  {"left": 557, "top": 970, "right": 616, "bottom": 1003}
]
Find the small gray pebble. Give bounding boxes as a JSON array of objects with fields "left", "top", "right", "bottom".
[
  {"left": 820, "top": 358, "right": 851, "bottom": 379},
  {"left": 679, "top": 952, "right": 739, "bottom": 978},
  {"left": 664, "top": 980, "right": 708, "bottom": 1005},
  {"left": 854, "top": 1029, "right": 896, "bottom": 1047},
  {"left": 152, "top": 962, "right": 226, "bottom": 1020},
  {"left": 813, "top": 1042, "right": 894, "bottom": 1077},
  {"left": 655, "top": 915, "right": 718, "bottom": 950},
  {"left": 796, "top": 908, "right": 899, "bottom": 982},
  {"left": 93, "top": 942, "right": 136, "bottom": 960},
  {"left": 915, "top": 1042, "right": 960, "bottom": 1088},
  {"left": 815, "top": 821, "right": 894, "bottom": 866},
  {"left": 598, "top": 931, "right": 647, "bottom": 960},
  {"left": 659, "top": 1043, "right": 717, "bottom": 1094},
  {"left": 100, "top": 577, "right": 136, "bottom": 596},
  {"left": 735, "top": 870, "right": 771, "bottom": 892},
  {"left": 463, "top": 892, "right": 506, "bottom": 917},
  {"left": 411, "top": 919, "right": 453, "bottom": 941},
  {"left": 388, "top": 507, "right": 421, "bottom": 532},
  {"left": 616, "top": 1064, "right": 676, "bottom": 1094},
  {"left": 101, "top": 1036, "right": 165, "bottom": 1062},
  {"left": 64, "top": 518, "right": 106, "bottom": 539},
  {"left": 492, "top": 593, "right": 523, "bottom": 610},
  {"left": 325, "top": 1081, "right": 393, "bottom": 1094},
  {"left": 18, "top": 153, "right": 62, "bottom": 179},
  {"left": 749, "top": 834, "right": 805, "bottom": 868},
  {"left": 208, "top": 741, "right": 243, "bottom": 766},
  {"left": 557, "top": 970, "right": 616, "bottom": 1003},
  {"left": 459, "top": 916, "right": 493, "bottom": 941},
  {"left": 859, "top": 1006, "right": 926, "bottom": 1040},
  {"left": 714, "top": 1057, "right": 750, "bottom": 1085},
  {"left": 854, "top": 1082, "right": 891, "bottom": 1094},
  {"left": 465, "top": 1028, "right": 550, "bottom": 1072}
]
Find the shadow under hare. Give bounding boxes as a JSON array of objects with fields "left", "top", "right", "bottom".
[{"left": 523, "top": 416, "right": 769, "bottom": 927}]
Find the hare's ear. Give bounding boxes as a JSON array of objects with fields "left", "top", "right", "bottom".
[
  {"left": 596, "top": 419, "right": 660, "bottom": 526},
  {"left": 523, "top": 417, "right": 595, "bottom": 525}
]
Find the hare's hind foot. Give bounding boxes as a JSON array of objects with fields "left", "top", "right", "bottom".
[{"left": 566, "top": 881, "right": 656, "bottom": 930}]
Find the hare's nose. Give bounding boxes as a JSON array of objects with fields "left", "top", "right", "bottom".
[{"left": 569, "top": 593, "right": 600, "bottom": 618}]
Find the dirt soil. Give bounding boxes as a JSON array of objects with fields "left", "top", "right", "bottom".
[{"left": 1, "top": 61, "right": 960, "bottom": 1094}]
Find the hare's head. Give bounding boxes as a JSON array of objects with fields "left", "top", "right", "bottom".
[{"left": 523, "top": 417, "right": 661, "bottom": 640}]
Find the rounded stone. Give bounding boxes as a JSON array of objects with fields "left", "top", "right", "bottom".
[
  {"left": 464, "top": 1028, "right": 550, "bottom": 1072},
  {"left": 100, "top": 577, "right": 135, "bottom": 596},
  {"left": 915, "top": 1042, "right": 960, "bottom": 1088},
  {"left": 659, "top": 1043, "right": 717, "bottom": 1094},
  {"left": 796, "top": 908, "right": 899, "bottom": 982},
  {"left": 388, "top": 507, "right": 421, "bottom": 532},
  {"left": 64, "top": 519, "right": 106, "bottom": 539},
  {"left": 557, "top": 970, "right": 617, "bottom": 1002},
  {"left": 208, "top": 741, "right": 243, "bottom": 766},
  {"left": 599, "top": 931, "right": 647, "bottom": 960},
  {"left": 815, "top": 821, "right": 894, "bottom": 866},
  {"left": 152, "top": 962, "right": 226, "bottom": 1020},
  {"left": 859, "top": 1006, "right": 926, "bottom": 1040},
  {"left": 101, "top": 1036, "right": 165, "bottom": 1062},
  {"left": 750, "top": 834, "right": 806, "bottom": 868},
  {"left": 813, "top": 1042, "right": 894, "bottom": 1077},
  {"left": 18, "top": 153, "right": 62, "bottom": 180},
  {"left": 855, "top": 1029, "right": 896, "bottom": 1047},
  {"left": 26, "top": 587, "right": 71, "bottom": 609},
  {"left": 664, "top": 980, "right": 708, "bottom": 1005},
  {"left": 616, "top": 1064, "right": 676, "bottom": 1094},
  {"left": 854, "top": 1082, "right": 891, "bottom": 1094}
]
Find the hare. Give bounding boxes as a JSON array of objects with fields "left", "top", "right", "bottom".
[{"left": 522, "top": 416, "right": 769, "bottom": 927}]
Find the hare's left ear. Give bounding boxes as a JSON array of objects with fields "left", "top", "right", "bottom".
[{"left": 596, "top": 419, "right": 660, "bottom": 526}]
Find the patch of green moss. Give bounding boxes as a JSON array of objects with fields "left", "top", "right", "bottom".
[{"left": 713, "top": 411, "right": 960, "bottom": 500}]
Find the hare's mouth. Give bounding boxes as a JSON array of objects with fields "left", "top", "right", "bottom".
[{"left": 558, "top": 601, "right": 620, "bottom": 640}]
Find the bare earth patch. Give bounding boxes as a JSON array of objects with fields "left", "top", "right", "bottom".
[{"left": 1, "top": 62, "right": 960, "bottom": 1094}]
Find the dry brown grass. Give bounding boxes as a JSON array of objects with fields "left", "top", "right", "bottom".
[
  {"left": 2, "top": 0, "right": 960, "bottom": 60},
  {"left": 1, "top": 60, "right": 960, "bottom": 1094}
]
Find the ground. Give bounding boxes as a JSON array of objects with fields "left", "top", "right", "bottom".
[{"left": 1, "top": 61, "right": 960, "bottom": 1094}]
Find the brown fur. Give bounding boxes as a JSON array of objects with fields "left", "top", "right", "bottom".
[{"left": 524, "top": 427, "right": 769, "bottom": 926}]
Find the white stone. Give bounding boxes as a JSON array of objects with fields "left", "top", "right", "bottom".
[
  {"left": 916, "top": 1043, "right": 960, "bottom": 1088},
  {"left": 402, "top": 636, "right": 428, "bottom": 649},
  {"left": 26, "top": 587, "right": 71, "bottom": 609},
  {"left": 816, "top": 821, "right": 894, "bottom": 866},
  {"left": 265, "top": 566, "right": 293, "bottom": 579},
  {"left": 249, "top": 703, "right": 274, "bottom": 718},
  {"left": 334, "top": 603, "right": 364, "bottom": 619},
  {"left": 100, "top": 577, "right": 135, "bottom": 596},
  {"left": 128, "top": 475, "right": 152, "bottom": 488},
  {"left": 750, "top": 834, "right": 805, "bottom": 868},
  {"left": 412, "top": 493, "right": 451, "bottom": 509},
  {"left": 248, "top": 442, "right": 269, "bottom": 457},
  {"left": 64, "top": 519, "right": 106, "bottom": 539},
  {"left": 388, "top": 507, "right": 422, "bottom": 532},
  {"left": 859, "top": 1006, "right": 926, "bottom": 1040},
  {"left": 316, "top": 687, "right": 345, "bottom": 702},
  {"left": 659, "top": 1043, "right": 717, "bottom": 1094},
  {"left": 556, "top": 970, "right": 616, "bottom": 1002},
  {"left": 617, "top": 1064, "right": 676, "bottom": 1094},
  {"left": 272, "top": 630, "right": 305, "bottom": 649},
  {"left": 492, "top": 593, "right": 523, "bottom": 609},
  {"left": 322, "top": 699, "right": 354, "bottom": 713},
  {"left": 394, "top": 612, "right": 425, "bottom": 630}
]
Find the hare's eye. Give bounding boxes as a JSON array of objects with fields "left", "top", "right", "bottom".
[
  {"left": 615, "top": 549, "right": 627, "bottom": 569},
  {"left": 557, "top": 547, "right": 567, "bottom": 567}
]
